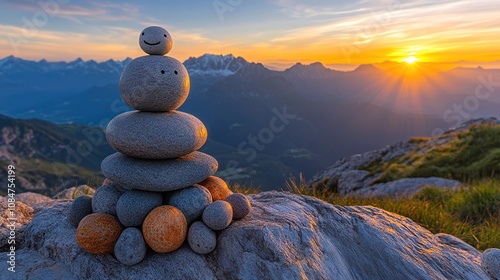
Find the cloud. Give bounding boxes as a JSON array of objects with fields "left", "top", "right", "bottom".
[
  {"left": 263, "top": 0, "right": 500, "bottom": 63},
  {"left": 2, "top": 0, "right": 140, "bottom": 23},
  {"left": 0, "top": 21, "right": 235, "bottom": 63}
]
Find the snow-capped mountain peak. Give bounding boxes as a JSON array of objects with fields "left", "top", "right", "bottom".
[{"left": 183, "top": 54, "right": 249, "bottom": 77}]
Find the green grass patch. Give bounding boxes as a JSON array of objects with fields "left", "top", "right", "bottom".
[
  {"left": 286, "top": 175, "right": 500, "bottom": 251},
  {"left": 363, "top": 123, "right": 500, "bottom": 184}
]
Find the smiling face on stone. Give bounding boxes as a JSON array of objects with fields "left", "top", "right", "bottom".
[{"left": 139, "top": 26, "right": 173, "bottom": 55}]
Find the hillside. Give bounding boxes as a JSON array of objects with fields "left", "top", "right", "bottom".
[
  {"left": 3, "top": 55, "right": 500, "bottom": 191},
  {"left": 311, "top": 118, "right": 500, "bottom": 197},
  {"left": 0, "top": 115, "right": 295, "bottom": 195},
  {"left": 0, "top": 115, "right": 113, "bottom": 195}
]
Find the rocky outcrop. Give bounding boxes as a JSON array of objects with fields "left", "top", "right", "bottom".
[
  {"left": 482, "top": 248, "right": 500, "bottom": 279},
  {"left": 310, "top": 140, "right": 461, "bottom": 197},
  {"left": 354, "top": 177, "right": 461, "bottom": 197},
  {"left": 15, "top": 192, "right": 53, "bottom": 207},
  {"left": 1, "top": 192, "right": 491, "bottom": 279},
  {"left": 0, "top": 200, "right": 33, "bottom": 252},
  {"left": 311, "top": 118, "right": 500, "bottom": 197}
]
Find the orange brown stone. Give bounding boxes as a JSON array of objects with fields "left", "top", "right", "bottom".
[
  {"left": 142, "top": 205, "right": 187, "bottom": 253},
  {"left": 198, "top": 176, "right": 229, "bottom": 201},
  {"left": 76, "top": 213, "right": 124, "bottom": 254}
]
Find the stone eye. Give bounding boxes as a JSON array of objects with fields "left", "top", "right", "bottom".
[
  {"left": 174, "top": 70, "right": 178, "bottom": 75},
  {"left": 161, "top": 70, "right": 165, "bottom": 74}
]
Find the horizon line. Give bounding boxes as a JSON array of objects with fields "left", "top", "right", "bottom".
[{"left": 1, "top": 54, "right": 500, "bottom": 72}]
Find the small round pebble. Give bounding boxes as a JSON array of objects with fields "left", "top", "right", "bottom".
[
  {"left": 76, "top": 213, "right": 124, "bottom": 254},
  {"left": 198, "top": 176, "right": 229, "bottom": 201},
  {"left": 114, "top": 228, "right": 147, "bottom": 266},
  {"left": 116, "top": 190, "right": 163, "bottom": 227},
  {"left": 188, "top": 221, "right": 217, "bottom": 255},
  {"left": 67, "top": 195, "right": 93, "bottom": 227},
  {"left": 139, "top": 26, "right": 173, "bottom": 55},
  {"left": 169, "top": 185, "right": 212, "bottom": 224},
  {"left": 225, "top": 193, "right": 252, "bottom": 220},
  {"left": 481, "top": 248, "right": 500, "bottom": 279},
  {"left": 92, "top": 185, "right": 123, "bottom": 216},
  {"left": 202, "top": 201, "right": 233, "bottom": 231},
  {"left": 143, "top": 205, "right": 187, "bottom": 253}
]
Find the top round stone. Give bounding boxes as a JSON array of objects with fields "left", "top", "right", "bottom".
[{"left": 139, "top": 26, "right": 173, "bottom": 55}]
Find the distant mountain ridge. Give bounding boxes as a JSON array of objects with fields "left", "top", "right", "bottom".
[
  {"left": 2, "top": 54, "right": 500, "bottom": 189},
  {"left": 0, "top": 55, "right": 131, "bottom": 75}
]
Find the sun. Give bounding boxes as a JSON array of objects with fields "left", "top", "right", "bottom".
[{"left": 404, "top": 56, "right": 418, "bottom": 64}]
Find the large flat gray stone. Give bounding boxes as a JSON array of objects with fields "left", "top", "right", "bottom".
[
  {"left": 119, "top": 55, "right": 189, "bottom": 112},
  {"left": 101, "top": 152, "right": 218, "bottom": 191},
  {"left": 106, "top": 110, "right": 207, "bottom": 159}
]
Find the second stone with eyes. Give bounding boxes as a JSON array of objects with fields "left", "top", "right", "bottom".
[{"left": 119, "top": 55, "right": 190, "bottom": 112}]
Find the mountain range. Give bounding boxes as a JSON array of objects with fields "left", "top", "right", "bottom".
[{"left": 1, "top": 54, "right": 499, "bottom": 190}]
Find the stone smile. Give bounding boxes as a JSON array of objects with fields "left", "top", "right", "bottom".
[{"left": 143, "top": 40, "right": 161, "bottom": 46}]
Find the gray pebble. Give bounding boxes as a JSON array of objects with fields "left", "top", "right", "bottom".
[
  {"left": 119, "top": 55, "right": 189, "bottom": 112},
  {"left": 481, "top": 248, "right": 500, "bottom": 279},
  {"left": 139, "top": 26, "right": 172, "bottom": 55},
  {"left": 169, "top": 185, "right": 212, "bottom": 224},
  {"left": 101, "top": 152, "right": 218, "bottom": 192},
  {"left": 114, "top": 227, "right": 147, "bottom": 266},
  {"left": 202, "top": 201, "right": 233, "bottom": 231},
  {"left": 225, "top": 193, "right": 252, "bottom": 220},
  {"left": 106, "top": 110, "right": 207, "bottom": 159},
  {"left": 67, "top": 195, "right": 93, "bottom": 227},
  {"left": 116, "top": 190, "right": 163, "bottom": 227},
  {"left": 188, "top": 221, "right": 217, "bottom": 255},
  {"left": 91, "top": 185, "right": 123, "bottom": 216}
]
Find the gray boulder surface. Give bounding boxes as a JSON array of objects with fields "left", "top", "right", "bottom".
[
  {"left": 1, "top": 191, "right": 490, "bottom": 279},
  {"left": 15, "top": 192, "right": 53, "bottom": 207},
  {"left": 354, "top": 177, "right": 461, "bottom": 197},
  {"left": 481, "top": 248, "right": 500, "bottom": 279},
  {"left": 106, "top": 110, "right": 207, "bottom": 159},
  {"left": 0, "top": 200, "right": 33, "bottom": 252}
]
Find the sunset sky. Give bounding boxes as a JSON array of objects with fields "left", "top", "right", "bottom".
[{"left": 0, "top": 0, "right": 499, "bottom": 69}]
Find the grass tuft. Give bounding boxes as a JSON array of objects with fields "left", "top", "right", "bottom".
[{"left": 287, "top": 176, "right": 500, "bottom": 251}]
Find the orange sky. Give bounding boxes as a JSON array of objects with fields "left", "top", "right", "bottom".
[{"left": 0, "top": 0, "right": 499, "bottom": 69}]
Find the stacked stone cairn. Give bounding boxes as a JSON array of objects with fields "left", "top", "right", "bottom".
[{"left": 66, "top": 26, "right": 252, "bottom": 266}]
